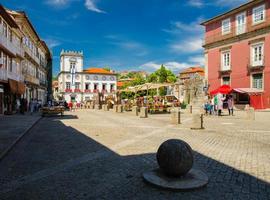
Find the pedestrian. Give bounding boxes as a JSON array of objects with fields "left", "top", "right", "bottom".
[
  {"left": 30, "top": 98, "right": 35, "bottom": 115},
  {"left": 20, "top": 98, "right": 25, "bottom": 115},
  {"left": 214, "top": 95, "right": 218, "bottom": 115},
  {"left": 227, "top": 95, "right": 234, "bottom": 116},
  {"left": 217, "top": 93, "right": 224, "bottom": 116},
  {"left": 68, "top": 101, "right": 73, "bottom": 111}
]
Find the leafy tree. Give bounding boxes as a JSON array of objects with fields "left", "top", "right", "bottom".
[
  {"left": 103, "top": 67, "right": 111, "bottom": 72},
  {"left": 147, "top": 65, "right": 177, "bottom": 84}
]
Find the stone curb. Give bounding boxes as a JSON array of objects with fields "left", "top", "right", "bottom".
[{"left": 0, "top": 116, "right": 42, "bottom": 162}]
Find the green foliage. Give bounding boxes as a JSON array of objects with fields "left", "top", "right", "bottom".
[
  {"left": 148, "top": 64, "right": 177, "bottom": 84},
  {"left": 103, "top": 67, "right": 111, "bottom": 71}
]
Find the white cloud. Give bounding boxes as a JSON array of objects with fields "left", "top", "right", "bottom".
[
  {"left": 170, "top": 37, "right": 203, "bottom": 53},
  {"left": 45, "top": 0, "right": 72, "bottom": 6},
  {"left": 188, "top": 55, "right": 205, "bottom": 66},
  {"left": 140, "top": 61, "right": 193, "bottom": 73},
  {"left": 187, "top": 0, "right": 203, "bottom": 8},
  {"left": 105, "top": 35, "right": 148, "bottom": 56},
  {"left": 165, "top": 18, "right": 204, "bottom": 54},
  {"left": 187, "top": 0, "right": 247, "bottom": 8},
  {"left": 85, "top": 0, "right": 106, "bottom": 13},
  {"left": 44, "top": 38, "right": 61, "bottom": 48}
]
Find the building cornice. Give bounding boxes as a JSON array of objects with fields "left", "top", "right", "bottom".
[
  {"left": 201, "top": 0, "right": 264, "bottom": 26},
  {"left": 203, "top": 26, "right": 270, "bottom": 50}
]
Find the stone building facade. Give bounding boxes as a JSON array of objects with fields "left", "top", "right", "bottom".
[{"left": 57, "top": 50, "right": 117, "bottom": 103}]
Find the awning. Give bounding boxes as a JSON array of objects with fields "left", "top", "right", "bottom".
[
  {"left": 17, "top": 82, "right": 26, "bottom": 95},
  {"left": 233, "top": 88, "right": 263, "bottom": 95},
  {"left": 8, "top": 79, "right": 26, "bottom": 95},
  {"left": 8, "top": 79, "right": 18, "bottom": 94}
]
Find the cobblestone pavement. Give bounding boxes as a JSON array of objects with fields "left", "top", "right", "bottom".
[
  {"left": 0, "top": 109, "right": 269, "bottom": 199},
  {"left": 0, "top": 113, "right": 41, "bottom": 157}
]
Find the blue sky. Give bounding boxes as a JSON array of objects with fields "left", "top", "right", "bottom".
[{"left": 2, "top": 0, "right": 246, "bottom": 75}]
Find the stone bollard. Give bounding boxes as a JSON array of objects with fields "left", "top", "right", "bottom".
[
  {"left": 90, "top": 103, "right": 95, "bottom": 109},
  {"left": 114, "top": 105, "right": 119, "bottom": 112},
  {"left": 117, "top": 105, "right": 123, "bottom": 113},
  {"left": 95, "top": 104, "right": 101, "bottom": 110},
  {"left": 140, "top": 107, "right": 148, "bottom": 118},
  {"left": 189, "top": 105, "right": 193, "bottom": 114},
  {"left": 191, "top": 114, "right": 204, "bottom": 130},
  {"left": 246, "top": 107, "right": 255, "bottom": 120},
  {"left": 132, "top": 106, "right": 139, "bottom": 116},
  {"left": 102, "top": 104, "right": 107, "bottom": 111},
  {"left": 106, "top": 104, "right": 110, "bottom": 111},
  {"left": 171, "top": 108, "right": 181, "bottom": 125}
]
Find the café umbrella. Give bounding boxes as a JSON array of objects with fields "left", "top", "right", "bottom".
[{"left": 210, "top": 85, "right": 232, "bottom": 95}]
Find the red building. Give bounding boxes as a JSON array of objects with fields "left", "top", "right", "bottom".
[{"left": 202, "top": 0, "right": 270, "bottom": 109}]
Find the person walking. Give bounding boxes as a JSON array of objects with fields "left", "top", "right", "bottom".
[
  {"left": 227, "top": 95, "right": 234, "bottom": 116},
  {"left": 30, "top": 99, "right": 35, "bottom": 115},
  {"left": 217, "top": 93, "right": 224, "bottom": 116}
]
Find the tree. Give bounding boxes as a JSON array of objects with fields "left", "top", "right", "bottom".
[
  {"left": 147, "top": 65, "right": 177, "bottom": 84},
  {"left": 103, "top": 67, "right": 111, "bottom": 72}
]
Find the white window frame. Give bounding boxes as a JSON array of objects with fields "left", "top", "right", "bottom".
[
  {"left": 252, "top": 4, "right": 265, "bottom": 25},
  {"left": 222, "top": 18, "right": 231, "bottom": 35},
  {"left": 250, "top": 42, "right": 264, "bottom": 67},
  {"left": 236, "top": 12, "right": 246, "bottom": 35},
  {"left": 221, "top": 50, "right": 231, "bottom": 70},
  {"left": 251, "top": 73, "right": 264, "bottom": 90}
]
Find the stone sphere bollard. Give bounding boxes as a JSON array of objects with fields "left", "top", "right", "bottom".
[{"left": 157, "top": 139, "right": 193, "bottom": 177}]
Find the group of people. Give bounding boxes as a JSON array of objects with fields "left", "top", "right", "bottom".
[
  {"left": 16, "top": 98, "right": 43, "bottom": 115},
  {"left": 204, "top": 94, "right": 234, "bottom": 116}
]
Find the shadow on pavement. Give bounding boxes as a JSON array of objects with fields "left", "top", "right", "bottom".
[{"left": 0, "top": 116, "right": 269, "bottom": 200}]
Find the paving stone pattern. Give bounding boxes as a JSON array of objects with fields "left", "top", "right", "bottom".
[{"left": 0, "top": 110, "right": 269, "bottom": 199}]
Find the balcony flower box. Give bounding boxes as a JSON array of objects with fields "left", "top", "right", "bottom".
[
  {"left": 74, "top": 89, "right": 81, "bottom": 93},
  {"left": 84, "top": 89, "right": 91, "bottom": 93},
  {"left": 65, "top": 89, "right": 72, "bottom": 93}
]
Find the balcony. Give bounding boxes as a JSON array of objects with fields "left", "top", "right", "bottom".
[
  {"left": 74, "top": 89, "right": 82, "bottom": 93},
  {"left": 0, "top": 33, "right": 17, "bottom": 56},
  {"left": 65, "top": 89, "right": 73, "bottom": 93},
  {"left": 102, "top": 89, "right": 107, "bottom": 94},
  {"left": 0, "top": 68, "right": 7, "bottom": 81},
  {"left": 203, "top": 15, "right": 270, "bottom": 46},
  {"left": 93, "top": 89, "right": 99, "bottom": 93},
  {"left": 247, "top": 60, "right": 265, "bottom": 73},
  {"left": 23, "top": 45, "right": 40, "bottom": 65},
  {"left": 24, "top": 74, "right": 40, "bottom": 85},
  {"left": 219, "top": 66, "right": 232, "bottom": 77},
  {"left": 84, "top": 89, "right": 91, "bottom": 93},
  {"left": 7, "top": 71, "right": 24, "bottom": 82}
]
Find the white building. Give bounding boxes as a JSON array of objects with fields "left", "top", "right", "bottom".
[{"left": 58, "top": 50, "right": 117, "bottom": 103}]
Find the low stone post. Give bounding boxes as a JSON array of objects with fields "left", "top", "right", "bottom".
[
  {"left": 90, "top": 102, "right": 95, "bottom": 109},
  {"left": 114, "top": 105, "right": 118, "bottom": 112},
  {"left": 171, "top": 108, "right": 181, "bottom": 125},
  {"left": 117, "top": 105, "right": 123, "bottom": 113},
  {"left": 132, "top": 106, "right": 139, "bottom": 116},
  {"left": 191, "top": 114, "right": 204, "bottom": 130},
  {"left": 189, "top": 105, "right": 193, "bottom": 114},
  {"left": 102, "top": 104, "right": 107, "bottom": 111},
  {"left": 246, "top": 107, "right": 255, "bottom": 120},
  {"left": 95, "top": 104, "right": 100, "bottom": 110},
  {"left": 140, "top": 107, "right": 148, "bottom": 118}
]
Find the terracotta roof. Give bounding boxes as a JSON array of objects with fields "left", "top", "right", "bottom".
[
  {"left": 83, "top": 68, "right": 115, "bottom": 75},
  {"left": 180, "top": 66, "right": 204, "bottom": 74},
  {"left": 117, "top": 82, "right": 124, "bottom": 87}
]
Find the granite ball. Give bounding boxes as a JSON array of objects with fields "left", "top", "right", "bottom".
[{"left": 157, "top": 139, "right": 193, "bottom": 177}]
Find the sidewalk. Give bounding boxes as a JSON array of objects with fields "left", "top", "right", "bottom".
[{"left": 0, "top": 113, "right": 41, "bottom": 160}]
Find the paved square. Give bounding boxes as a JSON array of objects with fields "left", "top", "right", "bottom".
[{"left": 0, "top": 110, "right": 269, "bottom": 199}]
